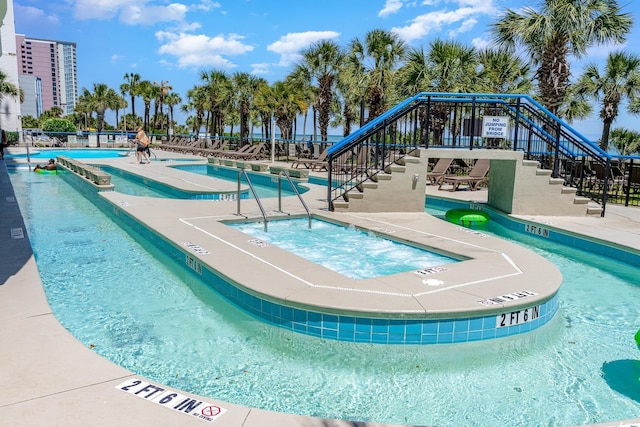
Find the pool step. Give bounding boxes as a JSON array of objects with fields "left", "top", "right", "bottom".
[
  {"left": 335, "top": 155, "right": 426, "bottom": 213},
  {"left": 525, "top": 161, "right": 603, "bottom": 216}
]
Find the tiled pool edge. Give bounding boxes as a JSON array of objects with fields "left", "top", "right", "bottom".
[
  {"left": 425, "top": 196, "right": 640, "bottom": 267},
  {"left": 58, "top": 169, "right": 560, "bottom": 345}
]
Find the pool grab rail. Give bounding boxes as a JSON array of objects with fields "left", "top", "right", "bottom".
[
  {"left": 277, "top": 169, "right": 312, "bottom": 229},
  {"left": 236, "top": 169, "right": 269, "bottom": 231}
]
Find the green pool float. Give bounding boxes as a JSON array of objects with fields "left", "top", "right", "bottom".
[{"left": 445, "top": 208, "right": 490, "bottom": 228}]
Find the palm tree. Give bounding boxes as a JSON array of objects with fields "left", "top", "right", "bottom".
[
  {"left": 288, "top": 64, "right": 317, "bottom": 140},
  {"left": 609, "top": 127, "right": 640, "bottom": 155},
  {"left": 0, "top": 70, "right": 19, "bottom": 101},
  {"left": 164, "top": 92, "right": 182, "bottom": 134},
  {"left": 477, "top": 48, "right": 533, "bottom": 94},
  {"left": 137, "top": 80, "right": 155, "bottom": 131},
  {"left": 79, "top": 83, "right": 120, "bottom": 146},
  {"left": 153, "top": 80, "right": 173, "bottom": 134},
  {"left": 299, "top": 40, "right": 344, "bottom": 141},
  {"left": 232, "top": 72, "right": 260, "bottom": 145},
  {"left": 199, "top": 70, "right": 233, "bottom": 138},
  {"left": 397, "top": 39, "right": 480, "bottom": 144},
  {"left": 491, "top": 0, "right": 633, "bottom": 116},
  {"left": 572, "top": 51, "right": 640, "bottom": 150},
  {"left": 182, "top": 86, "right": 209, "bottom": 136},
  {"left": 349, "top": 29, "right": 406, "bottom": 121},
  {"left": 121, "top": 73, "right": 141, "bottom": 117},
  {"left": 114, "top": 95, "right": 128, "bottom": 131},
  {"left": 80, "top": 83, "right": 120, "bottom": 132}
]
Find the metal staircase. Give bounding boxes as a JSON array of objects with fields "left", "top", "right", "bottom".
[{"left": 326, "top": 92, "right": 616, "bottom": 215}]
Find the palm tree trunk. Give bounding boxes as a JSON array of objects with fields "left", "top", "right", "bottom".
[{"left": 600, "top": 118, "right": 613, "bottom": 151}]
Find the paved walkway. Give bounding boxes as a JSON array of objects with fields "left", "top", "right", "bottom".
[{"left": 1, "top": 154, "right": 639, "bottom": 427}]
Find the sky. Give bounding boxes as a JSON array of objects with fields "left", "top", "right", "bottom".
[{"left": 12, "top": 0, "right": 640, "bottom": 140}]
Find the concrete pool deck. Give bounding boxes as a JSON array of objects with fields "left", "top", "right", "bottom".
[{"left": 1, "top": 151, "right": 639, "bottom": 427}]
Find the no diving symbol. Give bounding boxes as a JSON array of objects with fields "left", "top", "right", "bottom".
[{"left": 201, "top": 405, "right": 221, "bottom": 417}]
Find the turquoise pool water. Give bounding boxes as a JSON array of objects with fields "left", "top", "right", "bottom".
[
  {"left": 229, "top": 218, "right": 456, "bottom": 279},
  {"left": 9, "top": 149, "right": 128, "bottom": 159},
  {"left": 172, "top": 163, "right": 301, "bottom": 199},
  {"left": 9, "top": 168, "right": 640, "bottom": 427}
]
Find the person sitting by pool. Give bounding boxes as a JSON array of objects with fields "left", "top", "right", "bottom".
[{"left": 34, "top": 158, "right": 57, "bottom": 172}]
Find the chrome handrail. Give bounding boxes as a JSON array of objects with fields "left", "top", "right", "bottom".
[
  {"left": 236, "top": 169, "right": 268, "bottom": 231},
  {"left": 278, "top": 169, "right": 312, "bottom": 229}
]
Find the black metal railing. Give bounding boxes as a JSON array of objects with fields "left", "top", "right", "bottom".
[{"left": 327, "top": 93, "right": 640, "bottom": 213}]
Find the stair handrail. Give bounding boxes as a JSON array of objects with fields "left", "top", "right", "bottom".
[
  {"left": 236, "top": 169, "right": 268, "bottom": 231},
  {"left": 277, "top": 169, "right": 312, "bottom": 229},
  {"left": 326, "top": 92, "right": 614, "bottom": 214}
]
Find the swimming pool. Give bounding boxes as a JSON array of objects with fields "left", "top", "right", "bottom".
[
  {"left": 94, "top": 165, "right": 250, "bottom": 200},
  {"left": 9, "top": 168, "right": 640, "bottom": 426},
  {"left": 8, "top": 149, "right": 128, "bottom": 159},
  {"left": 228, "top": 218, "right": 457, "bottom": 279},
  {"left": 172, "top": 163, "right": 304, "bottom": 198}
]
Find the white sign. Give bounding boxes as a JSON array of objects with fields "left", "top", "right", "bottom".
[
  {"left": 482, "top": 116, "right": 509, "bottom": 138},
  {"left": 496, "top": 306, "right": 540, "bottom": 328},
  {"left": 116, "top": 378, "right": 227, "bottom": 423}
]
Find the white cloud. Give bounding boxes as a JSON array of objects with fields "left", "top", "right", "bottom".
[
  {"left": 471, "top": 36, "right": 491, "bottom": 50},
  {"left": 267, "top": 31, "right": 340, "bottom": 66},
  {"left": 392, "top": 1, "right": 497, "bottom": 42},
  {"left": 74, "top": 0, "right": 189, "bottom": 25},
  {"left": 111, "top": 54, "right": 125, "bottom": 63},
  {"left": 251, "top": 63, "right": 271, "bottom": 75},
  {"left": 379, "top": 0, "right": 404, "bottom": 17},
  {"left": 448, "top": 17, "right": 477, "bottom": 37},
  {"left": 74, "top": 0, "right": 136, "bottom": 20},
  {"left": 193, "top": 0, "right": 222, "bottom": 12},
  {"left": 156, "top": 31, "right": 254, "bottom": 68},
  {"left": 120, "top": 3, "right": 188, "bottom": 26},
  {"left": 14, "top": 4, "right": 60, "bottom": 26}
]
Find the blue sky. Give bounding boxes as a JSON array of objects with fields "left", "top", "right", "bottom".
[{"left": 13, "top": 0, "right": 640, "bottom": 140}]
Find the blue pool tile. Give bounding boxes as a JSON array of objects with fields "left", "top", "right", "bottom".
[
  {"left": 454, "top": 319, "right": 470, "bottom": 334},
  {"left": 405, "top": 321, "right": 422, "bottom": 335},
  {"left": 355, "top": 319, "right": 372, "bottom": 334},
  {"left": 355, "top": 332, "right": 371, "bottom": 343},
  {"left": 372, "top": 319, "right": 390, "bottom": 334},
  {"left": 323, "top": 329, "right": 338, "bottom": 340},
  {"left": 469, "top": 318, "right": 483, "bottom": 331},
  {"left": 437, "top": 333, "right": 453, "bottom": 344},
  {"left": 339, "top": 316, "right": 356, "bottom": 332},
  {"left": 422, "top": 321, "right": 438, "bottom": 334},
  {"left": 421, "top": 334, "right": 438, "bottom": 345},
  {"left": 468, "top": 331, "right": 482, "bottom": 342},
  {"left": 439, "top": 320, "right": 454, "bottom": 334},
  {"left": 292, "top": 309, "right": 307, "bottom": 323},
  {"left": 389, "top": 321, "right": 405, "bottom": 336},
  {"left": 371, "top": 333, "right": 388, "bottom": 344},
  {"left": 339, "top": 328, "right": 355, "bottom": 341},
  {"left": 323, "top": 314, "right": 339, "bottom": 330},
  {"left": 308, "top": 311, "right": 321, "bottom": 326},
  {"left": 453, "top": 331, "right": 468, "bottom": 343}
]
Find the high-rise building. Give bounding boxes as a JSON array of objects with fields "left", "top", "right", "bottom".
[{"left": 15, "top": 34, "right": 77, "bottom": 117}]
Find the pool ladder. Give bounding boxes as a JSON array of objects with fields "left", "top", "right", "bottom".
[{"left": 236, "top": 169, "right": 312, "bottom": 232}]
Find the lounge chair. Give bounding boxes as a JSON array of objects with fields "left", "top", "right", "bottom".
[
  {"left": 291, "top": 147, "right": 329, "bottom": 171},
  {"left": 232, "top": 142, "right": 268, "bottom": 160},
  {"left": 222, "top": 143, "right": 254, "bottom": 159},
  {"left": 426, "top": 158, "right": 453, "bottom": 185},
  {"left": 437, "top": 158, "right": 490, "bottom": 192}
]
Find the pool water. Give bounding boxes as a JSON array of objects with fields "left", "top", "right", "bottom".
[
  {"left": 9, "top": 168, "right": 640, "bottom": 427},
  {"left": 173, "top": 163, "right": 300, "bottom": 199},
  {"left": 9, "top": 149, "right": 128, "bottom": 159},
  {"left": 229, "top": 218, "right": 456, "bottom": 279}
]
